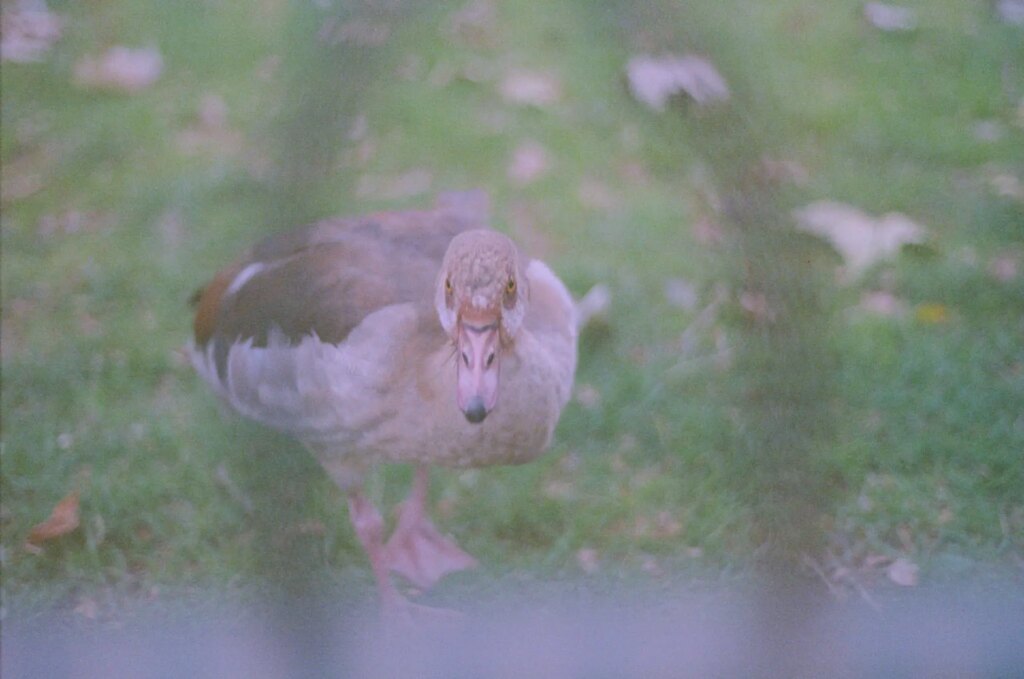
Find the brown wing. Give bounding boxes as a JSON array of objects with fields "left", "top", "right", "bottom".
[{"left": 192, "top": 192, "right": 487, "bottom": 377}]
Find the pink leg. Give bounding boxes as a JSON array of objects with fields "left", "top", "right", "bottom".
[
  {"left": 383, "top": 466, "right": 477, "bottom": 590},
  {"left": 347, "top": 492, "right": 402, "bottom": 607},
  {"left": 348, "top": 489, "right": 464, "bottom": 625}
]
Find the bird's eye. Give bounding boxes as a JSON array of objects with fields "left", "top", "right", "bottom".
[
  {"left": 506, "top": 278, "right": 516, "bottom": 294},
  {"left": 445, "top": 278, "right": 453, "bottom": 294}
]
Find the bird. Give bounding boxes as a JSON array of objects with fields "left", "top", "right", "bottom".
[{"left": 189, "top": 190, "right": 578, "bottom": 618}]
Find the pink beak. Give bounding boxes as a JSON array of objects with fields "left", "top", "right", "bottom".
[{"left": 456, "top": 321, "right": 501, "bottom": 424}]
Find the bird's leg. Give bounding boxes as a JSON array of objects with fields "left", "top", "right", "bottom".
[
  {"left": 348, "top": 490, "right": 464, "bottom": 625},
  {"left": 347, "top": 491, "right": 403, "bottom": 608},
  {"left": 383, "top": 465, "right": 477, "bottom": 590}
]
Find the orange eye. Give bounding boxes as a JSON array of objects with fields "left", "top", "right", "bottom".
[{"left": 506, "top": 278, "right": 516, "bottom": 295}]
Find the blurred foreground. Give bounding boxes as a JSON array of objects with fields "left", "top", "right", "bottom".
[{"left": 4, "top": 584, "right": 1023, "bottom": 678}]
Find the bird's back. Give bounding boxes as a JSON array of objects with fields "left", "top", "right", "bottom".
[{"left": 191, "top": 191, "right": 487, "bottom": 379}]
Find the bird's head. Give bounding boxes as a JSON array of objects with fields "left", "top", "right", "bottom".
[{"left": 435, "top": 230, "right": 528, "bottom": 424}]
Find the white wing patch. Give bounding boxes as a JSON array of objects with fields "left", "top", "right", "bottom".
[
  {"left": 224, "top": 262, "right": 266, "bottom": 298},
  {"left": 190, "top": 303, "right": 418, "bottom": 443}
]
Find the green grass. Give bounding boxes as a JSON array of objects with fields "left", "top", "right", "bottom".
[{"left": 2, "top": 0, "right": 1022, "bottom": 615}]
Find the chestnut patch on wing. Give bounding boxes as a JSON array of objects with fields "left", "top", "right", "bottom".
[{"left": 192, "top": 264, "right": 242, "bottom": 345}]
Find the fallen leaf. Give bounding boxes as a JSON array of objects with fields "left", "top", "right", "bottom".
[
  {"left": 0, "top": 3, "right": 62, "bottom": 63},
  {"left": 653, "top": 511, "right": 683, "bottom": 539},
  {"left": 38, "top": 210, "right": 112, "bottom": 238},
  {"left": 1, "top": 142, "right": 58, "bottom": 204},
  {"left": 577, "top": 178, "right": 618, "bottom": 212},
  {"left": 692, "top": 216, "right": 725, "bottom": 246},
  {"left": 74, "top": 596, "right": 99, "bottom": 620},
  {"left": 989, "top": 253, "right": 1019, "bottom": 282},
  {"left": 793, "top": 200, "right": 926, "bottom": 278},
  {"left": 577, "top": 547, "right": 600, "bottom": 574},
  {"left": 73, "top": 46, "right": 163, "bottom": 93},
  {"left": 27, "top": 491, "right": 80, "bottom": 545},
  {"left": 499, "top": 69, "right": 561, "bottom": 107},
  {"left": 664, "top": 277, "right": 699, "bottom": 311},
  {"left": 914, "top": 303, "right": 949, "bottom": 324},
  {"left": 317, "top": 18, "right": 390, "bottom": 46},
  {"left": 886, "top": 557, "right": 919, "bottom": 586},
  {"left": 863, "top": 3, "right": 917, "bottom": 32},
  {"left": 740, "top": 290, "right": 775, "bottom": 323},
  {"left": 446, "top": 0, "right": 497, "bottom": 47},
  {"left": 543, "top": 478, "right": 575, "bottom": 500},
  {"left": 507, "top": 140, "right": 551, "bottom": 186},
  {"left": 574, "top": 383, "right": 601, "bottom": 410},
  {"left": 175, "top": 93, "right": 243, "bottom": 156},
  {"left": 295, "top": 520, "right": 326, "bottom": 536},
  {"left": 640, "top": 554, "right": 663, "bottom": 576},
  {"left": 973, "top": 120, "right": 1004, "bottom": 143},
  {"left": 759, "top": 157, "right": 809, "bottom": 186},
  {"left": 856, "top": 290, "right": 908, "bottom": 317},
  {"left": 989, "top": 173, "right": 1024, "bottom": 201},
  {"left": 626, "top": 54, "right": 729, "bottom": 111}
]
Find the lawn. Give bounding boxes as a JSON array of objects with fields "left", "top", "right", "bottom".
[{"left": 2, "top": 0, "right": 1022, "bottom": 620}]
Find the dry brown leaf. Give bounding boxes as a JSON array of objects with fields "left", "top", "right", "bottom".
[
  {"left": 27, "top": 491, "right": 80, "bottom": 545},
  {"left": 739, "top": 290, "right": 775, "bottom": 323},
  {"left": 914, "top": 303, "right": 949, "bottom": 324},
  {"left": 856, "top": 290, "right": 908, "bottom": 318},
  {"left": 664, "top": 277, "right": 699, "bottom": 311},
  {"left": 793, "top": 200, "right": 926, "bottom": 278},
  {"left": 692, "top": 216, "right": 725, "bottom": 246},
  {"left": 989, "top": 173, "right": 1024, "bottom": 201},
  {"left": 543, "top": 478, "right": 575, "bottom": 500},
  {"left": 1, "top": 4, "right": 62, "bottom": 63},
  {"left": 626, "top": 54, "right": 729, "bottom": 111},
  {"left": 640, "top": 554, "right": 664, "bottom": 576},
  {"left": 1, "top": 142, "right": 58, "bottom": 204},
  {"left": 886, "top": 557, "right": 919, "bottom": 586},
  {"left": 175, "top": 93, "right": 243, "bottom": 157},
  {"left": 989, "top": 253, "right": 1019, "bottom": 282},
  {"left": 499, "top": 69, "right": 561, "bottom": 107},
  {"left": 318, "top": 18, "right": 390, "bottom": 46},
  {"left": 446, "top": 0, "right": 497, "bottom": 47},
  {"left": 577, "top": 547, "right": 600, "bottom": 574},
  {"left": 73, "top": 46, "right": 163, "bottom": 93},
  {"left": 759, "top": 157, "right": 810, "bottom": 186},
  {"left": 574, "top": 383, "right": 601, "bottom": 410},
  {"left": 863, "top": 3, "right": 917, "bottom": 32},
  {"left": 863, "top": 553, "right": 891, "bottom": 569},
  {"left": 577, "top": 178, "right": 618, "bottom": 212},
  {"left": 507, "top": 140, "right": 550, "bottom": 186},
  {"left": 74, "top": 596, "right": 99, "bottom": 620}
]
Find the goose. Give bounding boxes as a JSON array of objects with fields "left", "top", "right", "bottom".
[{"left": 190, "top": 190, "right": 578, "bottom": 617}]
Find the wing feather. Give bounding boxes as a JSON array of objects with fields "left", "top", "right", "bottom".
[{"left": 192, "top": 193, "right": 486, "bottom": 370}]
